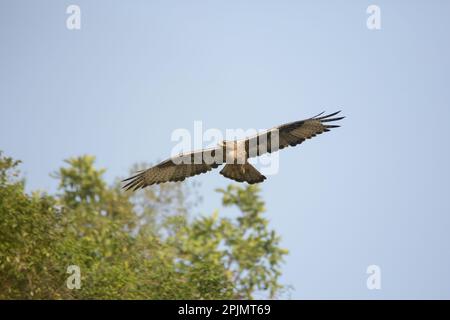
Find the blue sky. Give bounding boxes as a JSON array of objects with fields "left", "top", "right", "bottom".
[{"left": 1, "top": 0, "right": 450, "bottom": 299}]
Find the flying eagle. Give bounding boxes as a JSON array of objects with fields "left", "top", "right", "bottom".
[{"left": 123, "top": 111, "right": 344, "bottom": 191}]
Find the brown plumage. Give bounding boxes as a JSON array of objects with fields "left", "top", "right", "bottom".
[
  {"left": 219, "top": 163, "right": 266, "bottom": 184},
  {"left": 123, "top": 111, "right": 344, "bottom": 191}
]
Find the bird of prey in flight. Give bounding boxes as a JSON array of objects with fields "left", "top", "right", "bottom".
[{"left": 123, "top": 111, "right": 344, "bottom": 191}]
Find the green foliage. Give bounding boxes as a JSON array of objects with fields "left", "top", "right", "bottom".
[
  {"left": 0, "top": 151, "right": 287, "bottom": 299},
  {"left": 0, "top": 152, "right": 63, "bottom": 298}
]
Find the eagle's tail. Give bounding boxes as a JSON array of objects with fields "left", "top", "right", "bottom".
[{"left": 219, "top": 163, "right": 266, "bottom": 184}]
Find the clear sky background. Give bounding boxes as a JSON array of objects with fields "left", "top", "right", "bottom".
[{"left": 1, "top": 0, "right": 450, "bottom": 299}]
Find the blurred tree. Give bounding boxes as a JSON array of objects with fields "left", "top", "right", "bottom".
[
  {"left": 0, "top": 152, "right": 64, "bottom": 298},
  {"left": 0, "top": 151, "right": 287, "bottom": 299},
  {"left": 170, "top": 185, "right": 288, "bottom": 299}
]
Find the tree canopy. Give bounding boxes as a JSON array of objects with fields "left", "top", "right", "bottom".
[{"left": 0, "top": 151, "right": 287, "bottom": 299}]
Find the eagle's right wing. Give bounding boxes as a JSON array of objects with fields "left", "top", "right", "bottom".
[{"left": 122, "top": 147, "right": 223, "bottom": 191}]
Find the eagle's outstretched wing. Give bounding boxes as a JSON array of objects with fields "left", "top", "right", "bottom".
[
  {"left": 122, "top": 147, "right": 223, "bottom": 191},
  {"left": 245, "top": 111, "right": 344, "bottom": 157}
]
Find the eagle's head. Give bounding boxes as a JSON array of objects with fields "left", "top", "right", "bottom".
[{"left": 219, "top": 140, "right": 236, "bottom": 148}]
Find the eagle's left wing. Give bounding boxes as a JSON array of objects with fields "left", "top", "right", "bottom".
[{"left": 245, "top": 111, "right": 344, "bottom": 157}]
